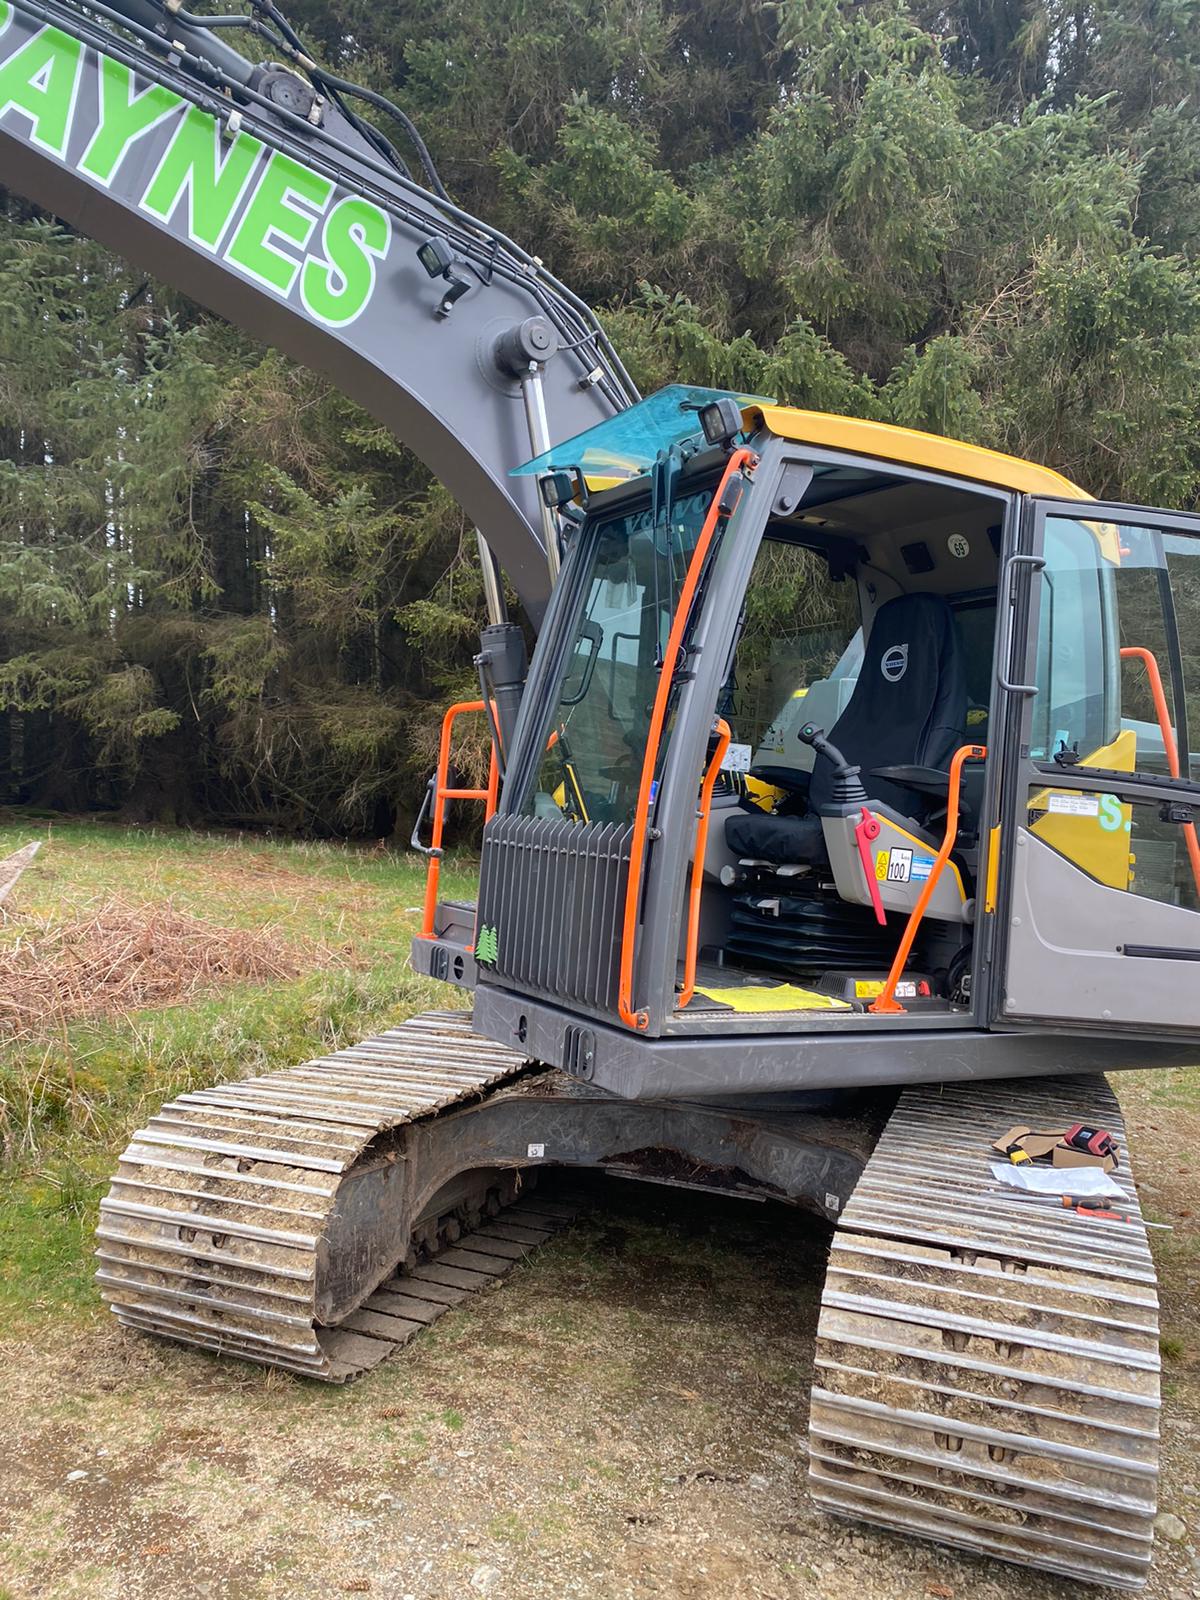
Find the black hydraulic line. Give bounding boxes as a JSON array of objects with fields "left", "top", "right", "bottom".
[
  {"left": 476, "top": 655, "right": 507, "bottom": 781},
  {"left": 21, "top": 0, "right": 638, "bottom": 410},
  {"left": 25, "top": 0, "right": 625, "bottom": 394},
  {"left": 304, "top": 68, "right": 448, "bottom": 199},
  {"left": 158, "top": 0, "right": 446, "bottom": 195}
]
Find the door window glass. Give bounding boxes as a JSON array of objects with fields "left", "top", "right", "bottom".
[
  {"left": 1032, "top": 516, "right": 1200, "bottom": 780},
  {"left": 521, "top": 484, "right": 716, "bottom": 825}
]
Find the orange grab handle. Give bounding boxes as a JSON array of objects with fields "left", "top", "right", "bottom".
[
  {"left": 678, "top": 717, "right": 732, "bottom": 1012},
  {"left": 420, "top": 700, "right": 499, "bottom": 939},
  {"left": 869, "top": 744, "right": 987, "bottom": 1015},
  {"left": 618, "top": 450, "right": 755, "bottom": 1030},
  {"left": 1120, "top": 647, "right": 1200, "bottom": 900}
]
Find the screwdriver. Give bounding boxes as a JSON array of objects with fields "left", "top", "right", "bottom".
[{"left": 999, "top": 1192, "right": 1172, "bottom": 1229}]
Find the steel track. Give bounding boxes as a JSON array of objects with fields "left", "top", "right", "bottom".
[
  {"left": 96, "top": 1010, "right": 572, "bottom": 1381},
  {"left": 809, "top": 1075, "right": 1160, "bottom": 1589}
]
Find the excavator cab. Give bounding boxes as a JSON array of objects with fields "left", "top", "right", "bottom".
[{"left": 454, "top": 389, "right": 1200, "bottom": 1098}]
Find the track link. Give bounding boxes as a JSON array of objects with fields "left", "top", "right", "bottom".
[
  {"left": 809, "top": 1075, "right": 1160, "bottom": 1590},
  {"left": 96, "top": 1009, "right": 571, "bottom": 1381}
]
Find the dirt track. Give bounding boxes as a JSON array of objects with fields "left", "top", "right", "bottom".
[{"left": 1, "top": 1080, "right": 1198, "bottom": 1600}]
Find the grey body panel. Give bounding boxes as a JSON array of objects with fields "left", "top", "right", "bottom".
[
  {"left": 1004, "top": 826, "right": 1199, "bottom": 1027},
  {"left": 990, "top": 494, "right": 1200, "bottom": 1041},
  {"left": 472, "top": 983, "right": 1195, "bottom": 1101},
  {"left": 0, "top": 0, "right": 633, "bottom": 620}
]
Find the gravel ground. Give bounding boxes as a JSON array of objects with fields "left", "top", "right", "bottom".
[{"left": 1, "top": 1072, "right": 1197, "bottom": 1600}]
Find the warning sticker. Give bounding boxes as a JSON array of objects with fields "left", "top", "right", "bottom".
[
  {"left": 1047, "top": 792, "right": 1101, "bottom": 817},
  {"left": 722, "top": 742, "right": 752, "bottom": 773},
  {"left": 875, "top": 847, "right": 913, "bottom": 883},
  {"left": 855, "top": 978, "right": 919, "bottom": 999}
]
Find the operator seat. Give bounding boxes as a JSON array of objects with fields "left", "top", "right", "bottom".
[{"left": 726, "top": 591, "right": 968, "bottom": 863}]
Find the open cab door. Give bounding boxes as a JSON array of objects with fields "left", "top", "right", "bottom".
[{"left": 993, "top": 497, "right": 1200, "bottom": 1036}]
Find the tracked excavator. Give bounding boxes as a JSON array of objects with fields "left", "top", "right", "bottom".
[{"left": 4, "top": 0, "right": 1199, "bottom": 1584}]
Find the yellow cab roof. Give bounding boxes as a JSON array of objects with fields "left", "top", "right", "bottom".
[{"left": 748, "top": 405, "right": 1092, "bottom": 502}]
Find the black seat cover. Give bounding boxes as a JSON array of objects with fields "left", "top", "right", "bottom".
[
  {"left": 725, "top": 592, "right": 967, "bottom": 862},
  {"left": 810, "top": 592, "right": 967, "bottom": 816}
]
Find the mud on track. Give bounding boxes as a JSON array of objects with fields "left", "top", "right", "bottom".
[{"left": 1, "top": 1075, "right": 1198, "bottom": 1600}]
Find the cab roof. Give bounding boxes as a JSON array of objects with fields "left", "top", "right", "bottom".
[
  {"left": 511, "top": 384, "right": 1091, "bottom": 503},
  {"left": 751, "top": 405, "right": 1091, "bottom": 502}
]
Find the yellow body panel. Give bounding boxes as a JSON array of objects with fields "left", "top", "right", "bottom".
[
  {"left": 751, "top": 406, "right": 1092, "bottom": 501},
  {"left": 1030, "top": 729, "right": 1136, "bottom": 889},
  {"left": 985, "top": 825, "right": 1002, "bottom": 915}
]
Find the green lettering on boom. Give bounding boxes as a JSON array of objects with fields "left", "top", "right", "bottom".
[
  {"left": 0, "top": 5, "right": 13, "bottom": 35},
  {"left": 141, "top": 104, "right": 263, "bottom": 250},
  {"left": 226, "top": 150, "right": 331, "bottom": 294},
  {"left": 301, "top": 195, "right": 390, "bottom": 326},
  {"left": 0, "top": 24, "right": 83, "bottom": 157},
  {"left": 80, "top": 56, "right": 181, "bottom": 184}
]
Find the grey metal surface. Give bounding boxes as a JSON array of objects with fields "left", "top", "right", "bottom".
[
  {"left": 809, "top": 1075, "right": 1159, "bottom": 1589},
  {"left": 472, "top": 983, "right": 1198, "bottom": 1099},
  {"left": 477, "top": 813, "right": 633, "bottom": 1014},
  {"left": 0, "top": 0, "right": 633, "bottom": 621},
  {"left": 1005, "top": 827, "right": 1200, "bottom": 1030}
]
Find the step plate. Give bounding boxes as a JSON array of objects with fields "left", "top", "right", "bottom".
[{"left": 809, "top": 1075, "right": 1159, "bottom": 1591}]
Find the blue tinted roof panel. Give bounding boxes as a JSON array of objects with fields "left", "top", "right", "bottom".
[{"left": 510, "top": 385, "right": 774, "bottom": 480}]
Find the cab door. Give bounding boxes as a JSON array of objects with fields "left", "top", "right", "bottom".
[{"left": 992, "top": 498, "right": 1200, "bottom": 1036}]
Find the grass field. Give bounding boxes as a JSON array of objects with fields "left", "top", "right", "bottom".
[
  {"left": 0, "top": 820, "right": 475, "bottom": 1323},
  {"left": 0, "top": 820, "right": 1198, "bottom": 1600}
]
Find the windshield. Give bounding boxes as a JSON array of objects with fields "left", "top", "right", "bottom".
[{"left": 521, "top": 484, "right": 718, "bottom": 824}]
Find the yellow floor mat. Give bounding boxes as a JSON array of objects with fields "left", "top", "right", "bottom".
[{"left": 694, "top": 982, "right": 851, "bottom": 1013}]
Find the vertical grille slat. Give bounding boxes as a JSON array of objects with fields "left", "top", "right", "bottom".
[{"left": 477, "top": 815, "right": 634, "bottom": 1013}]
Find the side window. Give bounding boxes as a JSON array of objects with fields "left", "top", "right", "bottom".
[
  {"left": 1030, "top": 518, "right": 1116, "bottom": 765},
  {"left": 1028, "top": 513, "right": 1200, "bottom": 916},
  {"left": 1032, "top": 516, "right": 1200, "bottom": 780}
]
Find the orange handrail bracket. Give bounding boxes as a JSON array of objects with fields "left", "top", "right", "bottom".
[
  {"left": 678, "top": 717, "right": 732, "bottom": 1011},
  {"left": 420, "top": 699, "right": 499, "bottom": 939},
  {"left": 1120, "top": 647, "right": 1200, "bottom": 899},
  {"left": 869, "top": 744, "right": 988, "bottom": 1016},
  {"left": 617, "top": 449, "right": 756, "bottom": 1030}
]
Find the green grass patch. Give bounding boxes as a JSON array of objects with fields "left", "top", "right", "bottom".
[{"left": 0, "top": 819, "right": 479, "bottom": 1324}]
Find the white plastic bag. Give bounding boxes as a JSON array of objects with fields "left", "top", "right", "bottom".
[{"left": 988, "top": 1160, "right": 1124, "bottom": 1198}]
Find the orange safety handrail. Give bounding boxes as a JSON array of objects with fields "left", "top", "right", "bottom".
[
  {"left": 420, "top": 699, "right": 500, "bottom": 939},
  {"left": 678, "top": 717, "right": 732, "bottom": 1011},
  {"left": 1120, "top": 646, "right": 1200, "bottom": 898},
  {"left": 869, "top": 744, "right": 987, "bottom": 1015},
  {"left": 618, "top": 449, "right": 755, "bottom": 1029}
]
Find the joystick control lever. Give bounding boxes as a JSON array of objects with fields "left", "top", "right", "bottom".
[{"left": 798, "top": 723, "right": 868, "bottom": 806}]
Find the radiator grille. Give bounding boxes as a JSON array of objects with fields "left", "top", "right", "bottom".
[{"left": 476, "top": 814, "right": 633, "bottom": 1014}]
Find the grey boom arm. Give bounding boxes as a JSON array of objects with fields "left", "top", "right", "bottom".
[{"left": 0, "top": 0, "right": 637, "bottom": 621}]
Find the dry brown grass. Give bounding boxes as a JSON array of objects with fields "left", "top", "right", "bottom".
[{"left": 0, "top": 897, "right": 346, "bottom": 1038}]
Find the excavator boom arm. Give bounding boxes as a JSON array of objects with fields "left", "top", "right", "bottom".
[{"left": 0, "top": 0, "right": 637, "bottom": 619}]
